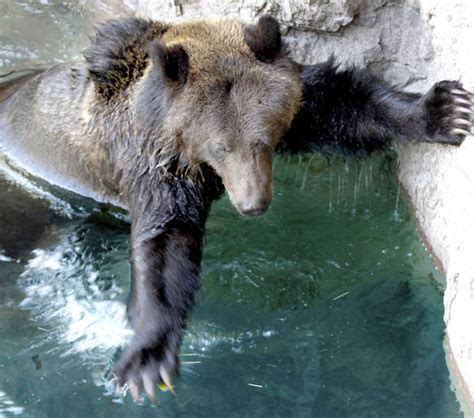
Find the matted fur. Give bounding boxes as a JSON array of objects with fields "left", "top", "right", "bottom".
[
  {"left": 0, "top": 14, "right": 471, "bottom": 404},
  {"left": 85, "top": 18, "right": 168, "bottom": 99}
]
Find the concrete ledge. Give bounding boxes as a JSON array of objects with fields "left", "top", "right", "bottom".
[{"left": 397, "top": 140, "right": 474, "bottom": 415}]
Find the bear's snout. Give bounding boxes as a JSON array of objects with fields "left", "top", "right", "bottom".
[
  {"left": 239, "top": 197, "right": 271, "bottom": 217},
  {"left": 227, "top": 180, "right": 273, "bottom": 218},
  {"left": 219, "top": 151, "right": 273, "bottom": 218}
]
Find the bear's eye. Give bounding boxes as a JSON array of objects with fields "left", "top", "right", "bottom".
[
  {"left": 215, "top": 143, "right": 231, "bottom": 154},
  {"left": 257, "top": 138, "right": 273, "bottom": 151},
  {"left": 224, "top": 80, "right": 233, "bottom": 94}
]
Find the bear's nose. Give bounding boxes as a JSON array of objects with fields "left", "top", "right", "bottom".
[
  {"left": 241, "top": 207, "right": 267, "bottom": 217},
  {"left": 240, "top": 200, "right": 270, "bottom": 217}
]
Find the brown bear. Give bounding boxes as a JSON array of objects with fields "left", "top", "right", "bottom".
[{"left": 0, "top": 15, "right": 472, "bottom": 404}]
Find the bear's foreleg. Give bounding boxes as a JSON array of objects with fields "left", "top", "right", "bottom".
[
  {"left": 114, "top": 178, "right": 210, "bottom": 403},
  {"left": 279, "top": 60, "right": 473, "bottom": 154}
]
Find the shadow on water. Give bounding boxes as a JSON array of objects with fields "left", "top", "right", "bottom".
[{"left": 0, "top": 1, "right": 463, "bottom": 417}]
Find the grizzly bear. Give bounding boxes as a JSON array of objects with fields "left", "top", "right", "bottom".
[{"left": 0, "top": 15, "right": 472, "bottom": 403}]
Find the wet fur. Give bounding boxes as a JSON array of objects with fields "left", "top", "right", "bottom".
[
  {"left": 117, "top": 173, "right": 221, "bottom": 384},
  {"left": 0, "top": 16, "right": 472, "bottom": 402},
  {"left": 85, "top": 18, "right": 168, "bottom": 99},
  {"left": 279, "top": 60, "right": 466, "bottom": 155},
  {"left": 0, "top": 70, "right": 45, "bottom": 103},
  {"left": 0, "top": 16, "right": 298, "bottom": 396}
]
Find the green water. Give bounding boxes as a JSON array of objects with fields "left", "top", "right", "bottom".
[
  {"left": 0, "top": 1, "right": 463, "bottom": 417},
  {"left": 0, "top": 154, "right": 462, "bottom": 418}
]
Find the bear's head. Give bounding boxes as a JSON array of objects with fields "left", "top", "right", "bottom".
[{"left": 145, "top": 16, "right": 301, "bottom": 217}]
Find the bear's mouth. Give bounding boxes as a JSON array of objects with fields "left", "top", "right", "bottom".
[
  {"left": 227, "top": 191, "right": 272, "bottom": 218},
  {"left": 239, "top": 206, "right": 269, "bottom": 217},
  {"left": 217, "top": 152, "right": 273, "bottom": 219}
]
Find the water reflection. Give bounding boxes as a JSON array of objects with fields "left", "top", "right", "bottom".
[
  {"left": 0, "top": 390, "right": 24, "bottom": 417},
  {"left": 0, "top": 0, "right": 134, "bottom": 74}
]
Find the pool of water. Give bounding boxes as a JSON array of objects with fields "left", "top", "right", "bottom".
[{"left": 0, "top": 2, "right": 463, "bottom": 417}]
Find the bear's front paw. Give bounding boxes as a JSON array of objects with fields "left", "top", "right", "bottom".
[
  {"left": 423, "top": 81, "right": 473, "bottom": 144},
  {"left": 114, "top": 331, "right": 179, "bottom": 404}
]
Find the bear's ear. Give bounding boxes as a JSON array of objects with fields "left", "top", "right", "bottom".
[
  {"left": 244, "top": 15, "right": 282, "bottom": 63},
  {"left": 148, "top": 40, "right": 189, "bottom": 85}
]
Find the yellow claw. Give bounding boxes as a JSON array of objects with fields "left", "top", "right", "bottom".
[
  {"left": 159, "top": 365, "right": 177, "bottom": 395},
  {"left": 158, "top": 383, "right": 175, "bottom": 393}
]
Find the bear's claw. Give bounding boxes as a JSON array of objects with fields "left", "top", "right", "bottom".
[
  {"left": 452, "top": 88, "right": 472, "bottom": 97},
  {"left": 453, "top": 118, "right": 472, "bottom": 127},
  {"left": 129, "top": 380, "right": 141, "bottom": 403},
  {"left": 143, "top": 371, "right": 157, "bottom": 405},
  {"left": 454, "top": 106, "right": 474, "bottom": 116},
  {"left": 113, "top": 338, "right": 179, "bottom": 405},
  {"left": 450, "top": 87, "right": 474, "bottom": 137},
  {"left": 450, "top": 128, "right": 472, "bottom": 137},
  {"left": 424, "top": 81, "right": 474, "bottom": 143},
  {"left": 116, "top": 367, "right": 174, "bottom": 405},
  {"left": 453, "top": 96, "right": 472, "bottom": 107},
  {"left": 159, "top": 365, "right": 176, "bottom": 395}
]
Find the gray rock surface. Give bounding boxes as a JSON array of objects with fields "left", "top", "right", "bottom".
[
  {"left": 135, "top": 0, "right": 474, "bottom": 413},
  {"left": 135, "top": 0, "right": 435, "bottom": 90},
  {"left": 396, "top": 2, "right": 474, "bottom": 415}
]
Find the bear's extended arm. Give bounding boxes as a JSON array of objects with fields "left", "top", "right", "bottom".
[
  {"left": 114, "top": 176, "right": 214, "bottom": 403},
  {"left": 279, "top": 60, "right": 473, "bottom": 154}
]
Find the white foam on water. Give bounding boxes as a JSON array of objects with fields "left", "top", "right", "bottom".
[
  {"left": 184, "top": 322, "right": 276, "bottom": 353},
  {"left": 0, "top": 391, "right": 24, "bottom": 417},
  {"left": 0, "top": 254, "right": 13, "bottom": 263},
  {"left": 54, "top": 297, "right": 131, "bottom": 355},
  {"left": 18, "top": 236, "right": 133, "bottom": 360},
  {"left": 16, "top": 232, "right": 255, "bottom": 381},
  {"left": 0, "top": 155, "right": 81, "bottom": 219}
]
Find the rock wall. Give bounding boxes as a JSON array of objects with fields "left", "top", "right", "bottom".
[
  {"left": 396, "top": 2, "right": 474, "bottom": 415},
  {"left": 135, "top": 0, "right": 474, "bottom": 413},
  {"left": 135, "top": 0, "right": 436, "bottom": 90}
]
